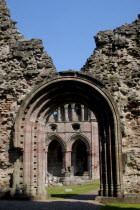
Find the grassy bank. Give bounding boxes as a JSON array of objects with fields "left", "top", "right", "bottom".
[
  {"left": 101, "top": 203, "right": 140, "bottom": 209},
  {"left": 47, "top": 179, "right": 100, "bottom": 199}
]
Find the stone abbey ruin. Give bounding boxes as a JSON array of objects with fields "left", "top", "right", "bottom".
[{"left": 0, "top": 0, "right": 140, "bottom": 202}]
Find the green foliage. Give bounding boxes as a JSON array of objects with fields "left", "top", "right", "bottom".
[
  {"left": 101, "top": 203, "right": 140, "bottom": 210},
  {"left": 47, "top": 179, "right": 100, "bottom": 199}
]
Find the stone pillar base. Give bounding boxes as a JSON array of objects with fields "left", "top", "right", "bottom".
[
  {"left": 31, "top": 194, "right": 51, "bottom": 201},
  {"left": 96, "top": 195, "right": 140, "bottom": 204},
  {"left": 0, "top": 188, "right": 51, "bottom": 201},
  {"left": 0, "top": 193, "right": 51, "bottom": 201}
]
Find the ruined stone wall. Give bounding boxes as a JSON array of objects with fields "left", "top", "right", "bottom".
[
  {"left": 0, "top": 0, "right": 56, "bottom": 190},
  {"left": 81, "top": 16, "right": 140, "bottom": 194},
  {"left": 0, "top": 0, "right": 140, "bottom": 196}
]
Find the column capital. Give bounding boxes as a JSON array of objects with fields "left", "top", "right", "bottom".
[
  {"left": 64, "top": 104, "right": 69, "bottom": 109},
  {"left": 81, "top": 104, "right": 84, "bottom": 121},
  {"left": 71, "top": 103, "right": 75, "bottom": 109},
  {"left": 90, "top": 119, "right": 97, "bottom": 122},
  {"left": 64, "top": 104, "right": 69, "bottom": 122},
  {"left": 57, "top": 107, "right": 61, "bottom": 122}
]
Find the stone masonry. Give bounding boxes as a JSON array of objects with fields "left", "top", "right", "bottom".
[
  {"left": 0, "top": 0, "right": 139, "bottom": 200},
  {"left": 81, "top": 17, "right": 140, "bottom": 194},
  {"left": 0, "top": 0, "right": 56, "bottom": 191}
]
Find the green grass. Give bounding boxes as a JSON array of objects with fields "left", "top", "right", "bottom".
[
  {"left": 82, "top": 179, "right": 100, "bottom": 185},
  {"left": 47, "top": 179, "right": 100, "bottom": 199},
  {"left": 101, "top": 203, "right": 140, "bottom": 210}
]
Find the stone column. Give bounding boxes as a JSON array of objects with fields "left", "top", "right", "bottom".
[
  {"left": 36, "top": 124, "right": 46, "bottom": 198},
  {"left": 99, "top": 138, "right": 103, "bottom": 196},
  {"left": 13, "top": 159, "right": 21, "bottom": 195},
  {"left": 114, "top": 125, "right": 122, "bottom": 197},
  {"left": 64, "top": 104, "right": 69, "bottom": 122},
  {"left": 36, "top": 125, "right": 42, "bottom": 196},
  {"left": 71, "top": 104, "right": 77, "bottom": 121},
  {"left": 88, "top": 109, "right": 91, "bottom": 120},
  {"left": 23, "top": 120, "right": 31, "bottom": 195},
  {"left": 45, "top": 151, "right": 48, "bottom": 185},
  {"left": 65, "top": 151, "right": 71, "bottom": 168},
  {"left": 57, "top": 108, "right": 61, "bottom": 122},
  {"left": 62, "top": 151, "right": 65, "bottom": 169},
  {"left": 42, "top": 127, "right": 46, "bottom": 195},
  {"left": 30, "top": 122, "right": 35, "bottom": 196},
  {"left": 105, "top": 127, "right": 113, "bottom": 197},
  {"left": 104, "top": 135, "right": 108, "bottom": 196},
  {"left": 101, "top": 129, "right": 107, "bottom": 197},
  {"left": 91, "top": 119, "right": 99, "bottom": 180},
  {"left": 81, "top": 105, "right": 84, "bottom": 121},
  {"left": 87, "top": 150, "right": 92, "bottom": 177},
  {"left": 108, "top": 126, "right": 113, "bottom": 197},
  {"left": 72, "top": 151, "right": 76, "bottom": 175}
]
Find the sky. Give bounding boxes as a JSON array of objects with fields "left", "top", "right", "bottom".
[{"left": 6, "top": 0, "right": 140, "bottom": 72}]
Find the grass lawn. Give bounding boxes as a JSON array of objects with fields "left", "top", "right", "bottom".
[
  {"left": 101, "top": 203, "right": 140, "bottom": 209},
  {"left": 47, "top": 179, "right": 100, "bottom": 199}
]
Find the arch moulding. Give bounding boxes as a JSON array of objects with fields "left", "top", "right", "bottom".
[
  {"left": 14, "top": 70, "right": 123, "bottom": 199},
  {"left": 46, "top": 134, "right": 66, "bottom": 152},
  {"left": 67, "top": 133, "right": 91, "bottom": 152}
]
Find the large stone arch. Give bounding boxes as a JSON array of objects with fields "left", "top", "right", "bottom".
[{"left": 14, "top": 71, "right": 123, "bottom": 199}]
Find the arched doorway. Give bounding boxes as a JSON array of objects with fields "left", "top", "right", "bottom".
[
  {"left": 48, "top": 140, "right": 63, "bottom": 177},
  {"left": 72, "top": 139, "right": 88, "bottom": 176},
  {"left": 14, "top": 71, "right": 123, "bottom": 199}
]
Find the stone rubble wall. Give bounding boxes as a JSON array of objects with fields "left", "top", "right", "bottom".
[
  {"left": 0, "top": 0, "right": 56, "bottom": 190},
  {"left": 0, "top": 0, "right": 140, "bottom": 195},
  {"left": 81, "top": 16, "right": 140, "bottom": 194}
]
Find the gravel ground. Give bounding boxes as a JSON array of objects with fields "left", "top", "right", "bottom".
[{"left": 0, "top": 190, "right": 104, "bottom": 210}]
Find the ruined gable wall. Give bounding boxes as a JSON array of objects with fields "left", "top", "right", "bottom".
[
  {"left": 81, "top": 16, "right": 140, "bottom": 194},
  {"left": 0, "top": 0, "right": 56, "bottom": 189}
]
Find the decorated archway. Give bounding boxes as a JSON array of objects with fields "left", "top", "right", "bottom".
[{"left": 14, "top": 71, "right": 123, "bottom": 199}]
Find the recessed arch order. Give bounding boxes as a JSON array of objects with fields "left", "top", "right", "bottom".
[{"left": 14, "top": 71, "right": 124, "bottom": 199}]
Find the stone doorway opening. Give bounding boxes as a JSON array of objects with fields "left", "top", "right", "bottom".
[
  {"left": 72, "top": 139, "right": 88, "bottom": 176},
  {"left": 48, "top": 139, "right": 63, "bottom": 177}
]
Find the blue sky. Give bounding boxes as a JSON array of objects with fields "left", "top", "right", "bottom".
[{"left": 7, "top": 0, "right": 140, "bottom": 72}]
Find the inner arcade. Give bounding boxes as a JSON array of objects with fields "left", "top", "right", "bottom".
[{"left": 46, "top": 103, "right": 100, "bottom": 184}]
